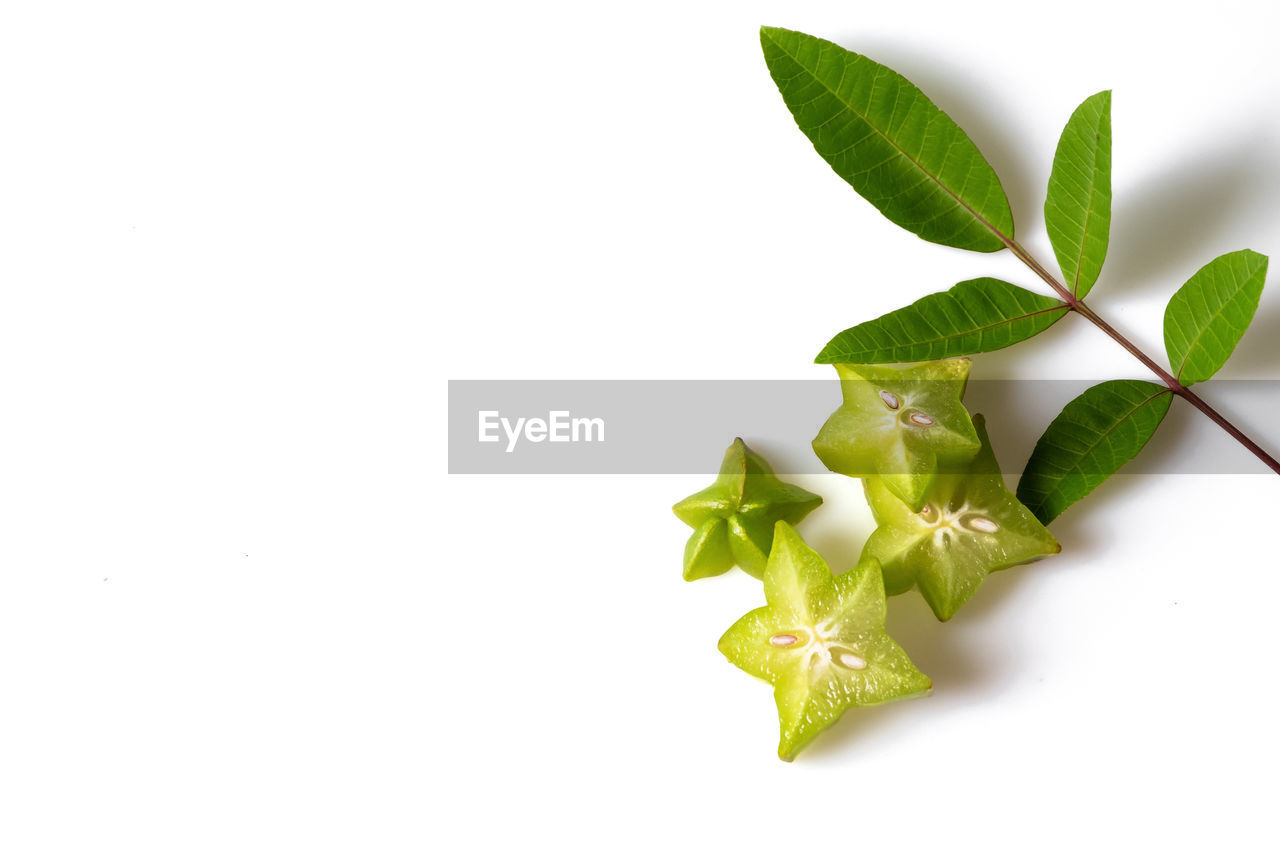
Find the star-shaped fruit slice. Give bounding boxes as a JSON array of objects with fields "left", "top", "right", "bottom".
[
  {"left": 862, "top": 414, "right": 1061, "bottom": 621},
  {"left": 673, "top": 438, "right": 823, "bottom": 580},
  {"left": 718, "top": 522, "right": 931, "bottom": 761},
  {"left": 812, "top": 359, "right": 981, "bottom": 511}
]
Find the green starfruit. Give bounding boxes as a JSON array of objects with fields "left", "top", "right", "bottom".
[
  {"left": 672, "top": 438, "right": 823, "bottom": 580},
  {"left": 862, "top": 414, "right": 1060, "bottom": 621},
  {"left": 812, "top": 359, "right": 981, "bottom": 510},
  {"left": 719, "top": 522, "right": 931, "bottom": 761}
]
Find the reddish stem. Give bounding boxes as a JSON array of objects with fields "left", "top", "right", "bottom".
[{"left": 1004, "top": 240, "right": 1280, "bottom": 476}]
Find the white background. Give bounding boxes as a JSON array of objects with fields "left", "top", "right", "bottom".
[{"left": 3, "top": 1, "right": 1280, "bottom": 850}]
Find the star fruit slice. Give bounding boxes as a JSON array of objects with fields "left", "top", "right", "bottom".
[
  {"left": 812, "top": 359, "right": 981, "bottom": 511},
  {"left": 719, "top": 522, "right": 931, "bottom": 761},
  {"left": 862, "top": 414, "right": 1061, "bottom": 621},
  {"left": 673, "top": 438, "right": 823, "bottom": 580}
]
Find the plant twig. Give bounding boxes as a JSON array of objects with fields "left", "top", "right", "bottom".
[{"left": 1005, "top": 239, "right": 1280, "bottom": 475}]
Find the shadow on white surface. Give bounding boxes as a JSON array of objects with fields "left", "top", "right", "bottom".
[
  {"left": 803, "top": 525, "right": 867, "bottom": 577},
  {"left": 1225, "top": 284, "right": 1280, "bottom": 376},
  {"left": 796, "top": 566, "right": 1043, "bottom": 762},
  {"left": 1104, "top": 130, "right": 1280, "bottom": 300}
]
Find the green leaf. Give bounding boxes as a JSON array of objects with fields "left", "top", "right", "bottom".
[
  {"left": 816, "top": 277, "right": 1067, "bottom": 364},
  {"left": 1163, "top": 249, "right": 1269, "bottom": 385},
  {"left": 1017, "top": 380, "right": 1173, "bottom": 524},
  {"left": 759, "top": 26, "right": 1014, "bottom": 253},
  {"left": 1045, "top": 90, "right": 1112, "bottom": 299}
]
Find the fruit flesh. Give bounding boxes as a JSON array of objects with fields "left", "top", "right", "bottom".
[
  {"left": 812, "top": 360, "right": 981, "bottom": 511},
  {"left": 862, "top": 414, "right": 1060, "bottom": 620},
  {"left": 718, "top": 522, "right": 931, "bottom": 760}
]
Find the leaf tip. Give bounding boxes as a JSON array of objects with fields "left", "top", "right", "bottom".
[
  {"left": 758, "top": 25, "right": 787, "bottom": 45},
  {"left": 814, "top": 338, "right": 841, "bottom": 364}
]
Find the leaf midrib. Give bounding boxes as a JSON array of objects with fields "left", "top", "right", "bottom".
[
  {"left": 827, "top": 304, "right": 1068, "bottom": 359},
  {"left": 1063, "top": 107, "right": 1104, "bottom": 298},
  {"left": 1073, "top": 201, "right": 1095, "bottom": 298}
]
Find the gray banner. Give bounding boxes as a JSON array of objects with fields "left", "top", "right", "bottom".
[{"left": 447, "top": 379, "right": 1280, "bottom": 475}]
